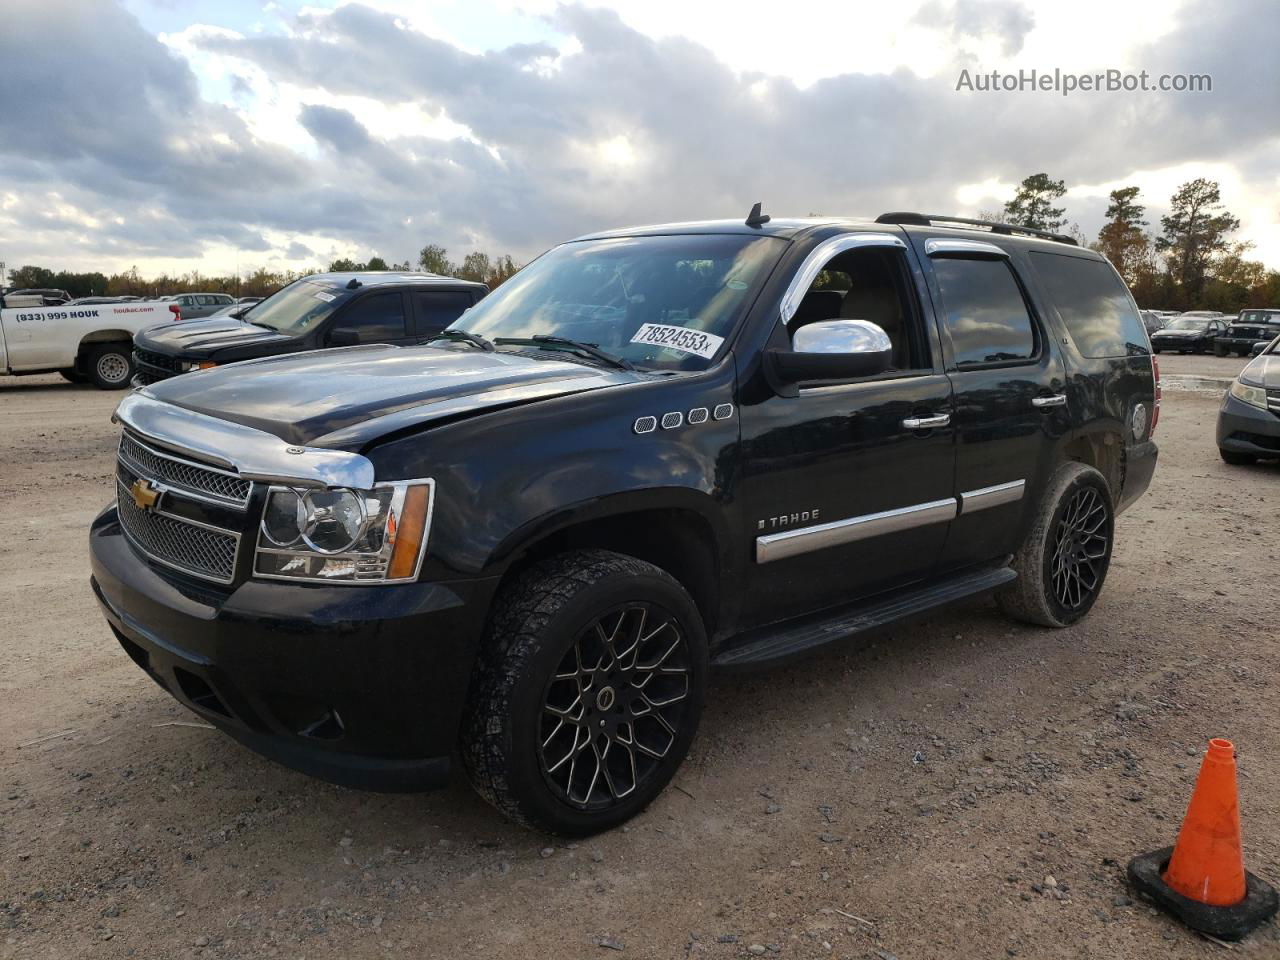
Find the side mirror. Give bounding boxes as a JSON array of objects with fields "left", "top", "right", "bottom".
[
  {"left": 328, "top": 328, "right": 360, "bottom": 347},
  {"left": 767, "top": 319, "right": 893, "bottom": 386}
]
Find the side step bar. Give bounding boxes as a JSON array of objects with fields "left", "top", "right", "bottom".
[{"left": 712, "top": 565, "right": 1017, "bottom": 669}]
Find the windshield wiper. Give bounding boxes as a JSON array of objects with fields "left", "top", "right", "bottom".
[
  {"left": 422, "top": 329, "right": 495, "bottom": 352},
  {"left": 494, "top": 335, "right": 635, "bottom": 371}
]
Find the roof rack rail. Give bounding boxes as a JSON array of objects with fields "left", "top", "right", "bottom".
[{"left": 874, "top": 212, "right": 1078, "bottom": 247}]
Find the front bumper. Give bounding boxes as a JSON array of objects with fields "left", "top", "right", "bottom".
[
  {"left": 1151, "top": 337, "right": 1203, "bottom": 351},
  {"left": 90, "top": 505, "right": 499, "bottom": 792},
  {"left": 1216, "top": 337, "right": 1265, "bottom": 353},
  {"left": 1216, "top": 392, "right": 1280, "bottom": 456}
]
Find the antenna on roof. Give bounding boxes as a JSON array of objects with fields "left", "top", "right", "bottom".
[
  {"left": 745, "top": 202, "right": 771, "bottom": 228},
  {"left": 346, "top": 277, "right": 362, "bottom": 289}
]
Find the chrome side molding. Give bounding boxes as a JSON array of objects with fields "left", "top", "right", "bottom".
[
  {"left": 959, "top": 479, "right": 1026, "bottom": 513},
  {"left": 756, "top": 497, "right": 958, "bottom": 564},
  {"left": 114, "top": 392, "right": 375, "bottom": 490}
]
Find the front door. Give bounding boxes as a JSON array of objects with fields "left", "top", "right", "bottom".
[{"left": 737, "top": 236, "right": 957, "bottom": 628}]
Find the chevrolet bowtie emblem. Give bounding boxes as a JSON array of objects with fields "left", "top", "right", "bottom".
[{"left": 129, "top": 478, "right": 161, "bottom": 511}]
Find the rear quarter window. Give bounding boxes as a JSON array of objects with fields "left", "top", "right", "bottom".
[{"left": 1029, "top": 252, "right": 1148, "bottom": 358}]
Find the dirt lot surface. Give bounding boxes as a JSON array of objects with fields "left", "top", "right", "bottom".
[{"left": 3, "top": 357, "right": 1278, "bottom": 960}]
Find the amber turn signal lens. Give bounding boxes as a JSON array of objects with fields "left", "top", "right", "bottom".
[
  {"left": 388, "top": 484, "right": 431, "bottom": 579},
  {"left": 198, "top": 362, "right": 217, "bottom": 370}
]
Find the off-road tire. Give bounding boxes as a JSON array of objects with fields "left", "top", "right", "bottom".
[
  {"left": 997, "top": 462, "right": 1114, "bottom": 628},
  {"left": 460, "top": 549, "right": 708, "bottom": 835},
  {"left": 1214, "top": 343, "right": 1228, "bottom": 358},
  {"left": 1219, "top": 448, "right": 1256, "bottom": 466},
  {"left": 87, "top": 343, "right": 135, "bottom": 390},
  {"left": 59, "top": 367, "right": 87, "bottom": 384}
]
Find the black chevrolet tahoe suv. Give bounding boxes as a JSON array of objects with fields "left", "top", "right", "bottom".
[
  {"left": 90, "top": 210, "right": 1158, "bottom": 835},
  {"left": 132, "top": 271, "right": 488, "bottom": 385}
]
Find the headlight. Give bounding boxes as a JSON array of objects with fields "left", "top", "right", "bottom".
[
  {"left": 254, "top": 479, "right": 434, "bottom": 583},
  {"left": 1229, "top": 379, "right": 1268, "bottom": 410}
]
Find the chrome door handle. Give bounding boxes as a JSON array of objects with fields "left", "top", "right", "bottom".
[
  {"left": 902, "top": 413, "right": 951, "bottom": 429},
  {"left": 1031, "top": 394, "right": 1068, "bottom": 408}
]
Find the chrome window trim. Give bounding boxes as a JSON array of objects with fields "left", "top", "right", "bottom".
[
  {"left": 958, "top": 479, "right": 1025, "bottom": 513},
  {"left": 924, "top": 238, "right": 1008, "bottom": 258},
  {"left": 756, "top": 497, "right": 958, "bottom": 564},
  {"left": 114, "top": 479, "right": 241, "bottom": 585},
  {"left": 115, "top": 392, "right": 375, "bottom": 490},
  {"left": 780, "top": 233, "right": 908, "bottom": 322}
]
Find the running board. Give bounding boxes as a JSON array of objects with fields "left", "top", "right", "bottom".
[{"left": 712, "top": 565, "right": 1017, "bottom": 669}]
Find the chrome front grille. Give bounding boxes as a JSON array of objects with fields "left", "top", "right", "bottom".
[
  {"left": 119, "top": 432, "right": 251, "bottom": 505},
  {"left": 116, "top": 479, "right": 240, "bottom": 584},
  {"left": 1267, "top": 389, "right": 1280, "bottom": 415},
  {"left": 115, "top": 430, "right": 252, "bottom": 584}
]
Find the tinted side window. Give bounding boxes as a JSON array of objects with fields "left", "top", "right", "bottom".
[
  {"left": 932, "top": 258, "right": 1036, "bottom": 365},
  {"left": 330, "top": 293, "right": 407, "bottom": 343},
  {"left": 1029, "top": 252, "right": 1147, "bottom": 357},
  {"left": 414, "top": 290, "right": 475, "bottom": 331}
]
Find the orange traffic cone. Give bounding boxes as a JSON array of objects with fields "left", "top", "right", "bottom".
[
  {"left": 1163, "top": 738, "right": 1247, "bottom": 905},
  {"left": 1127, "top": 738, "right": 1278, "bottom": 940}
]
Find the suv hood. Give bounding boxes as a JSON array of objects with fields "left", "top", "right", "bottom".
[
  {"left": 136, "top": 317, "right": 295, "bottom": 357},
  {"left": 143, "top": 344, "right": 642, "bottom": 447}
]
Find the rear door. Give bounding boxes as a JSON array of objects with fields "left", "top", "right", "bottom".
[
  {"left": 409, "top": 289, "right": 478, "bottom": 338},
  {"left": 914, "top": 238, "right": 1070, "bottom": 572}
]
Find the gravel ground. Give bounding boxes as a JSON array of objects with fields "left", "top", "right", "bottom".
[{"left": 2, "top": 357, "right": 1278, "bottom": 960}]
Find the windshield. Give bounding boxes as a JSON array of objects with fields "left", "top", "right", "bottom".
[
  {"left": 1166, "top": 318, "right": 1205, "bottom": 330},
  {"left": 454, "top": 234, "right": 785, "bottom": 371},
  {"left": 244, "top": 279, "right": 348, "bottom": 334},
  {"left": 1240, "top": 311, "right": 1280, "bottom": 325}
]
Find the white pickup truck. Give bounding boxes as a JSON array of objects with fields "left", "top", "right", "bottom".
[{"left": 0, "top": 294, "right": 182, "bottom": 388}]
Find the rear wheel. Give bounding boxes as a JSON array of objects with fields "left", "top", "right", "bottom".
[
  {"left": 461, "top": 549, "right": 707, "bottom": 834},
  {"left": 998, "top": 463, "right": 1114, "bottom": 628},
  {"left": 1220, "top": 448, "right": 1256, "bottom": 466},
  {"left": 87, "top": 343, "right": 134, "bottom": 390}
]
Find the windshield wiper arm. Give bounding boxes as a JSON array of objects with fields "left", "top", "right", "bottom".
[
  {"left": 495, "top": 335, "right": 635, "bottom": 371},
  {"left": 422, "top": 329, "right": 495, "bottom": 352}
]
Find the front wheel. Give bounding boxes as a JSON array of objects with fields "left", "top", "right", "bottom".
[
  {"left": 998, "top": 463, "right": 1115, "bottom": 628},
  {"left": 1214, "top": 344, "right": 1228, "bottom": 357},
  {"left": 461, "top": 550, "right": 708, "bottom": 835},
  {"left": 88, "top": 343, "right": 135, "bottom": 389}
]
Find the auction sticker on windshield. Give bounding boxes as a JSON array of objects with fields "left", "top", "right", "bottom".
[{"left": 630, "top": 323, "right": 725, "bottom": 359}]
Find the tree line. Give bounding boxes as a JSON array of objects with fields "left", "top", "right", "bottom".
[
  {"left": 3, "top": 244, "right": 523, "bottom": 301},
  {"left": 5, "top": 181, "right": 1277, "bottom": 313},
  {"left": 992, "top": 173, "right": 1278, "bottom": 312}
]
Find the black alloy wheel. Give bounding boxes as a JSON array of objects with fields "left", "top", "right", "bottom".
[
  {"left": 1049, "top": 486, "right": 1110, "bottom": 612},
  {"left": 538, "top": 603, "right": 692, "bottom": 809}
]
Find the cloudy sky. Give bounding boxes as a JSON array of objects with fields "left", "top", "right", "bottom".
[{"left": 1, "top": 0, "right": 1276, "bottom": 279}]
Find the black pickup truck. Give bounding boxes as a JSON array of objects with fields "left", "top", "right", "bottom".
[
  {"left": 90, "top": 209, "right": 1158, "bottom": 834},
  {"left": 132, "top": 271, "right": 488, "bottom": 385}
]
